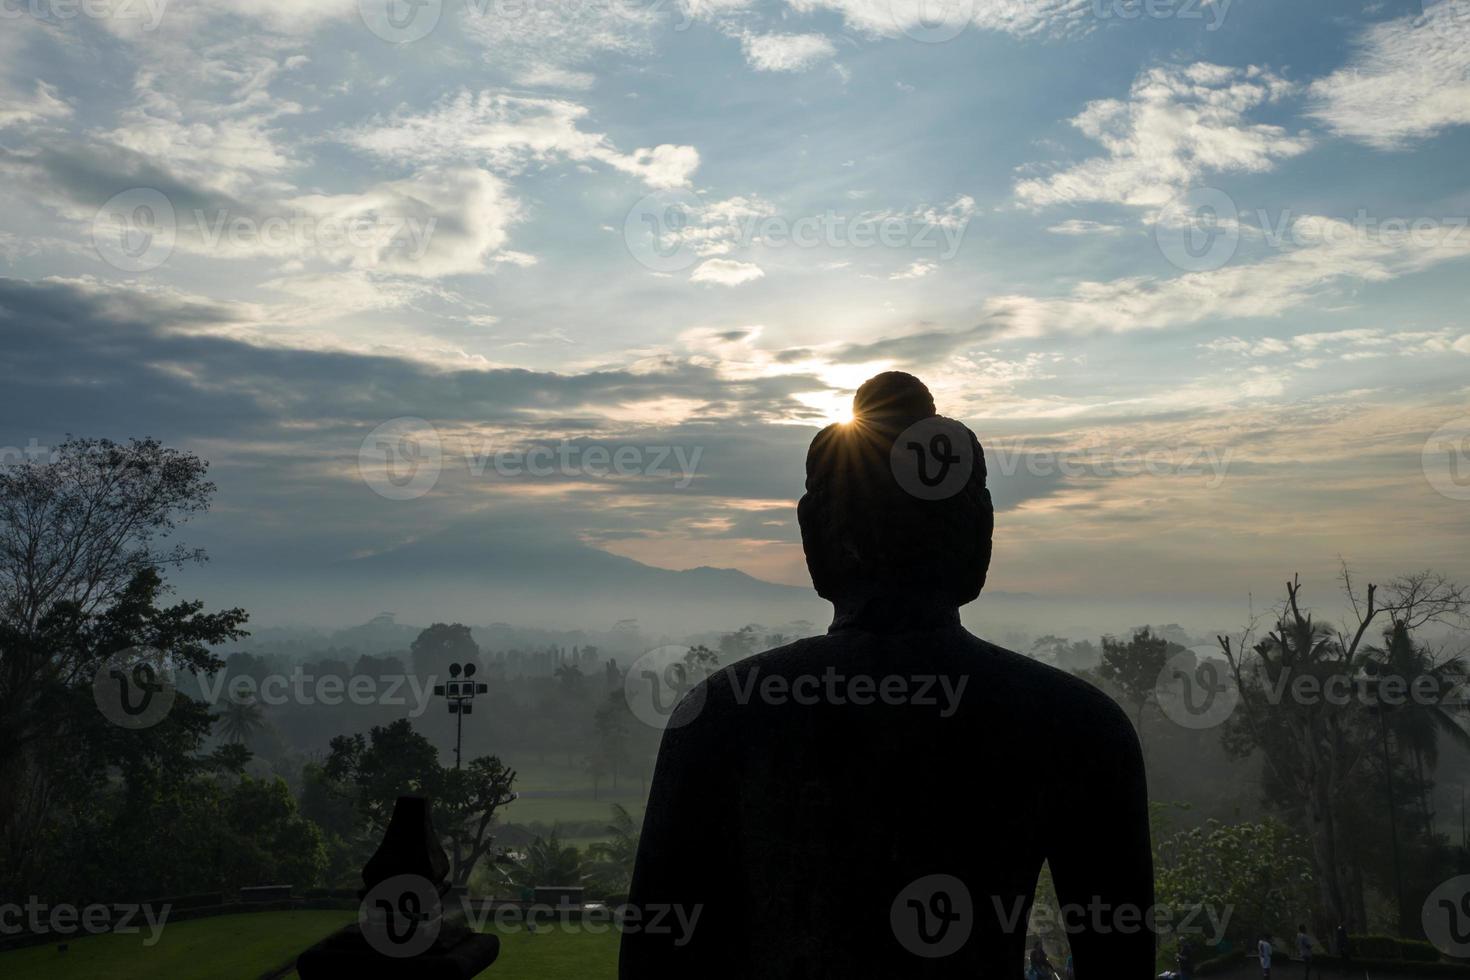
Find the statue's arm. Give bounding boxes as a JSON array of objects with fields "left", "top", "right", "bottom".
[
  {"left": 619, "top": 688, "right": 738, "bottom": 978},
  {"left": 1046, "top": 693, "right": 1155, "bottom": 976}
]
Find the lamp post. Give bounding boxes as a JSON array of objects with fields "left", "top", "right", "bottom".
[{"left": 434, "top": 662, "right": 487, "bottom": 770}]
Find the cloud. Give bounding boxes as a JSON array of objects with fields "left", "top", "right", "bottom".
[
  {"left": 1202, "top": 327, "right": 1470, "bottom": 364},
  {"left": 0, "top": 80, "right": 72, "bottom": 130},
  {"left": 1047, "top": 219, "right": 1125, "bottom": 236},
  {"left": 785, "top": 0, "right": 1092, "bottom": 39},
  {"left": 1015, "top": 63, "right": 1311, "bottom": 211},
  {"left": 691, "top": 258, "right": 765, "bottom": 285},
  {"left": 740, "top": 32, "right": 838, "bottom": 72},
  {"left": 1307, "top": 4, "right": 1470, "bottom": 149},
  {"left": 336, "top": 91, "right": 700, "bottom": 189},
  {"left": 890, "top": 258, "right": 937, "bottom": 279},
  {"left": 460, "top": 0, "right": 661, "bottom": 85},
  {"left": 980, "top": 212, "right": 1470, "bottom": 338}
]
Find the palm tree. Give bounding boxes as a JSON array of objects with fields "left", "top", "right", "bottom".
[
  {"left": 585, "top": 804, "right": 640, "bottom": 896},
  {"left": 216, "top": 695, "right": 264, "bottom": 745},
  {"left": 1370, "top": 621, "right": 1470, "bottom": 834},
  {"left": 509, "top": 828, "right": 585, "bottom": 889}
]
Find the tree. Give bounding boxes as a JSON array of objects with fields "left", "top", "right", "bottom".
[
  {"left": 410, "top": 623, "right": 479, "bottom": 681},
  {"left": 216, "top": 695, "right": 265, "bottom": 745},
  {"left": 0, "top": 438, "right": 243, "bottom": 776},
  {"left": 585, "top": 803, "right": 641, "bottom": 897},
  {"left": 1370, "top": 620, "right": 1470, "bottom": 835},
  {"left": 589, "top": 692, "right": 633, "bottom": 796},
  {"left": 509, "top": 828, "right": 585, "bottom": 889},
  {"left": 440, "top": 755, "right": 519, "bottom": 888},
  {"left": 1155, "top": 818, "right": 1315, "bottom": 946},
  {"left": 1218, "top": 569, "right": 1469, "bottom": 933},
  {"left": 0, "top": 437, "right": 214, "bottom": 633},
  {"left": 1099, "top": 627, "right": 1173, "bottom": 750},
  {"left": 324, "top": 718, "right": 517, "bottom": 887}
]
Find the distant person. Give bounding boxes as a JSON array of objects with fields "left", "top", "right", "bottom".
[
  {"left": 1296, "top": 924, "right": 1314, "bottom": 977},
  {"left": 1176, "top": 939, "right": 1195, "bottom": 980},
  {"left": 1259, "top": 934, "right": 1274, "bottom": 979},
  {"left": 1334, "top": 923, "right": 1351, "bottom": 976},
  {"left": 1028, "top": 939, "right": 1053, "bottom": 979},
  {"left": 621, "top": 373, "right": 1155, "bottom": 977}
]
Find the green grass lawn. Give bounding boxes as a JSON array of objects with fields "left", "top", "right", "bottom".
[
  {"left": 0, "top": 908, "right": 621, "bottom": 980},
  {"left": 497, "top": 758, "right": 645, "bottom": 846},
  {"left": 0, "top": 910, "right": 354, "bottom": 980}
]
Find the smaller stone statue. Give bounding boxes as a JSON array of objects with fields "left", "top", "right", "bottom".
[{"left": 297, "top": 795, "right": 500, "bottom": 979}]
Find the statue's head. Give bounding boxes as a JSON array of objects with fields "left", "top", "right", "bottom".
[{"left": 797, "top": 371, "right": 993, "bottom": 606}]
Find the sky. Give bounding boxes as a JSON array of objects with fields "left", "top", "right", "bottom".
[{"left": 1, "top": 0, "right": 1468, "bottom": 634}]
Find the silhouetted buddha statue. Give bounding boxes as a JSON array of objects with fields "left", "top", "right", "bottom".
[{"left": 620, "top": 372, "right": 1154, "bottom": 978}]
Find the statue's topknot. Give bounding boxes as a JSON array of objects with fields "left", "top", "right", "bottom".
[{"left": 852, "top": 371, "right": 935, "bottom": 424}]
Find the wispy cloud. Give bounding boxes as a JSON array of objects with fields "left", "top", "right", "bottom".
[{"left": 1307, "top": 3, "right": 1470, "bottom": 149}]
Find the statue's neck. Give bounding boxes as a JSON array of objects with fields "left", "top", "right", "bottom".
[{"left": 828, "top": 590, "right": 962, "bottom": 634}]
